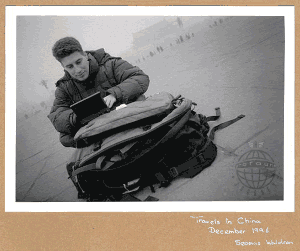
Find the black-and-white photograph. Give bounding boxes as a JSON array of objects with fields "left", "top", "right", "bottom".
[{"left": 8, "top": 6, "right": 293, "bottom": 211}]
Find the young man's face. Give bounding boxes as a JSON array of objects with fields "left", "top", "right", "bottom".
[{"left": 60, "top": 51, "right": 89, "bottom": 81}]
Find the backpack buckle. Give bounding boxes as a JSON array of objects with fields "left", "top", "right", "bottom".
[
  {"left": 122, "top": 179, "right": 140, "bottom": 194},
  {"left": 123, "top": 184, "right": 140, "bottom": 194},
  {"left": 196, "top": 153, "right": 205, "bottom": 163},
  {"left": 168, "top": 167, "right": 179, "bottom": 178}
]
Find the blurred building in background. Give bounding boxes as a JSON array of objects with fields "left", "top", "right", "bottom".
[{"left": 121, "top": 17, "right": 213, "bottom": 62}]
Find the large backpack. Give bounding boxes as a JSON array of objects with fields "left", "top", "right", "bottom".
[{"left": 66, "top": 92, "right": 245, "bottom": 201}]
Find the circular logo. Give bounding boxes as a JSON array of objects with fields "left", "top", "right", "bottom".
[{"left": 235, "top": 148, "right": 276, "bottom": 189}]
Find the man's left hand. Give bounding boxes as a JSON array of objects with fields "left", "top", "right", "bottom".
[{"left": 103, "top": 94, "right": 116, "bottom": 108}]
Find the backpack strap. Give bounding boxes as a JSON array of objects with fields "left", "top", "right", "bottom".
[
  {"left": 166, "top": 138, "right": 213, "bottom": 177},
  {"left": 206, "top": 107, "right": 221, "bottom": 122},
  {"left": 209, "top": 114, "right": 245, "bottom": 140},
  {"left": 157, "top": 109, "right": 192, "bottom": 145},
  {"left": 68, "top": 163, "right": 98, "bottom": 179},
  {"left": 155, "top": 138, "right": 216, "bottom": 186}
]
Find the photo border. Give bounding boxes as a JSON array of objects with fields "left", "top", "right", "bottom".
[{"left": 6, "top": 5, "right": 294, "bottom": 213}]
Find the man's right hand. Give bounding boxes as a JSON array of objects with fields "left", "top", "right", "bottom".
[{"left": 103, "top": 94, "right": 116, "bottom": 108}]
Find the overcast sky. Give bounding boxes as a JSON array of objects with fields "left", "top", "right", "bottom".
[{"left": 16, "top": 16, "right": 168, "bottom": 109}]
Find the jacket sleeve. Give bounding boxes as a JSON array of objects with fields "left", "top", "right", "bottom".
[
  {"left": 59, "top": 132, "right": 77, "bottom": 148},
  {"left": 106, "top": 59, "right": 150, "bottom": 103},
  {"left": 47, "top": 86, "right": 80, "bottom": 135}
]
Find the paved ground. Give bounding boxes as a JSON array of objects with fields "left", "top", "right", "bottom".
[{"left": 16, "top": 16, "right": 284, "bottom": 202}]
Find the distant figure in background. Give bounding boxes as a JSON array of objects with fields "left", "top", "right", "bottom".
[{"left": 48, "top": 37, "right": 149, "bottom": 147}]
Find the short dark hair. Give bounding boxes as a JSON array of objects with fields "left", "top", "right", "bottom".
[{"left": 52, "top": 37, "right": 84, "bottom": 62}]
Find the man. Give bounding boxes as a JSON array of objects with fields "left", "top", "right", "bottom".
[{"left": 48, "top": 37, "right": 150, "bottom": 147}]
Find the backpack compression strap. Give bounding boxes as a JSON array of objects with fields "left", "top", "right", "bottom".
[
  {"left": 209, "top": 114, "right": 245, "bottom": 140},
  {"left": 206, "top": 107, "right": 221, "bottom": 122},
  {"left": 200, "top": 107, "right": 245, "bottom": 138},
  {"left": 155, "top": 138, "right": 216, "bottom": 184}
]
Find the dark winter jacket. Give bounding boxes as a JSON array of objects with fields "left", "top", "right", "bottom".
[{"left": 48, "top": 49, "right": 150, "bottom": 147}]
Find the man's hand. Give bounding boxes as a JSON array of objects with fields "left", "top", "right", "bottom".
[{"left": 103, "top": 94, "right": 116, "bottom": 108}]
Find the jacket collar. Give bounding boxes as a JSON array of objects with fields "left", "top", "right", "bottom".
[{"left": 87, "top": 53, "right": 100, "bottom": 77}]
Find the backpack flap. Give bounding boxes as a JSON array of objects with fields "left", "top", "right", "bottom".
[
  {"left": 74, "top": 92, "right": 175, "bottom": 144},
  {"left": 76, "top": 97, "right": 193, "bottom": 167}
]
